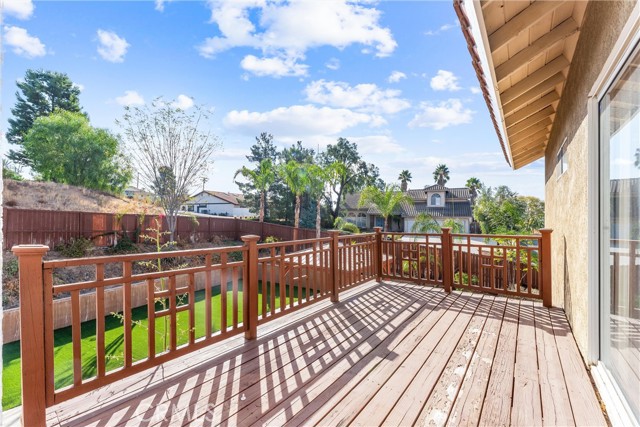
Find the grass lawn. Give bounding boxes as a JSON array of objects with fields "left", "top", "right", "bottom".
[{"left": 2, "top": 282, "right": 299, "bottom": 410}]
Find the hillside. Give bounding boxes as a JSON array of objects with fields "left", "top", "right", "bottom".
[{"left": 2, "top": 179, "right": 162, "bottom": 214}]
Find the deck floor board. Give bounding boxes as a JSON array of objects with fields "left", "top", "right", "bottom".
[{"left": 45, "top": 281, "right": 606, "bottom": 427}]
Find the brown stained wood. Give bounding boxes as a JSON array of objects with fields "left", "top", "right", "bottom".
[
  {"left": 314, "top": 292, "right": 477, "bottom": 427},
  {"left": 169, "top": 276, "right": 177, "bottom": 351},
  {"left": 71, "top": 290, "right": 82, "bottom": 386},
  {"left": 257, "top": 286, "right": 450, "bottom": 427},
  {"left": 361, "top": 293, "right": 488, "bottom": 427},
  {"left": 44, "top": 268, "right": 55, "bottom": 405},
  {"left": 412, "top": 295, "right": 494, "bottom": 427},
  {"left": 220, "top": 253, "right": 228, "bottom": 333},
  {"left": 188, "top": 273, "right": 195, "bottom": 344},
  {"left": 51, "top": 281, "right": 382, "bottom": 423},
  {"left": 123, "top": 262, "right": 133, "bottom": 367},
  {"left": 512, "top": 300, "right": 543, "bottom": 426},
  {"left": 533, "top": 303, "right": 575, "bottom": 426},
  {"left": 270, "top": 248, "right": 276, "bottom": 315},
  {"left": 549, "top": 307, "right": 608, "bottom": 426},
  {"left": 146, "top": 279, "right": 155, "bottom": 360},
  {"left": 95, "top": 265, "right": 106, "bottom": 376},
  {"left": 150, "top": 283, "right": 431, "bottom": 427},
  {"left": 232, "top": 267, "right": 239, "bottom": 329},
  {"left": 204, "top": 254, "right": 212, "bottom": 338},
  {"left": 447, "top": 297, "right": 508, "bottom": 426},
  {"left": 479, "top": 298, "right": 520, "bottom": 426},
  {"left": 280, "top": 247, "right": 286, "bottom": 308}
]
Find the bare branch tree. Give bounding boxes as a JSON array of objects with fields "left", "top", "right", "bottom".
[{"left": 118, "top": 98, "right": 221, "bottom": 242}]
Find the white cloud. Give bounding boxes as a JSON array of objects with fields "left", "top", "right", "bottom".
[
  {"left": 74, "top": 83, "right": 85, "bottom": 92},
  {"left": 171, "top": 94, "right": 194, "bottom": 110},
  {"left": 325, "top": 58, "right": 341, "bottom": 71},
  {"left": 240, "top": 54, "right": 308, "bottom": 78},
  {"left": 198, "top": 1, "right": 396, "bottom": 76},
  {"left": 409, "top": 99, "right": 474, "bottom": 130},
  {"left": 430, "top": 70, "right": 461, "bottom": 91},
  {"left": 115, "top": 90, "right": 145, "bottom": 106},
  {"left": 155, "top": 0, "right": 172, "bottom": 11},
  {"left": 470, "top": 86, "right": 482, "bottom": 95},
  {"left": 425, "top": 21, "right": 459, "bottom": 36},
  {"left": 349, "top": 135, "right": 405, "bottom": 154},
  {"left": 304, "top": 80, "right": 410, "bottom": 115},
  {"left": 224, "top": 104, "right": 385, "bottom": 137},
  {"left": 3, "top": 0, "right": 34, "bottom": 19},
  {"left": 96, "top": 29, "right": 129, "bottom": 63},
  {"left": 4, "top": 26, "right": 45, "bottom": 58},
  {"left": 388, "top": 71, "right": 406, "bottom": 83}
]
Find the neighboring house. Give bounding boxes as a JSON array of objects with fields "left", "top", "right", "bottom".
[
  {"left": 123, "top": 186, "right": 151, "bottom": 201},
  {"left": 457, "top": 0, "right": 639, "bottom": 424},
  {"left": 181, "top": 190, "right": 252, "bottom": 217},
  {"left": 343, "top": 184, "right": 474, "bottom": 232}
]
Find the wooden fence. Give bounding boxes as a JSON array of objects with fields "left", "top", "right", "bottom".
[
  {"left": 2, "top": 208, "right": 327, "bottom": 250},
  {"left": 11, "top": 227, "right": 551, "bottom": 425}
]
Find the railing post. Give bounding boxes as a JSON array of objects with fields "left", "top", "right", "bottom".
[
  {"left": 12, "top": 244, "right": 49, "bottom": 427},
  {"left": 241, "top": 235, "right": 260, "bottom": 340},
  {"left": 539, "top": 229, "right": 553, "bottom": 308},
  {"left": 329, "top": 230, "right": 341, "bottom": 302},
  {"left": 441, "top": 228, "right": 452, "bottom": 293},
  {"left": 374, "top": 227, "right": 383, "bottom": 282}
]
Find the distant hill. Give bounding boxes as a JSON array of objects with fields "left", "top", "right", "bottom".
[{"left": 3, "top": 179, "right": 162, "bottom": 214}]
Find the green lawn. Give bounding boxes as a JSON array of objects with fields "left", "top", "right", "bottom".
[{"left": 2, "top": 282, "right": 300, "bottom": 410}]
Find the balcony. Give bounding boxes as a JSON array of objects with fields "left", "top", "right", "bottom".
[{"left": 11, "top": 229, "right": 606, "bottom": 426}]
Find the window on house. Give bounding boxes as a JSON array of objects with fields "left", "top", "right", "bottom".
[
  {"left": 431, "top": 194, "right": 441, "bottom": 206},
  {"left": 557, "top": 137, "right": 568, "bottom": 177}
]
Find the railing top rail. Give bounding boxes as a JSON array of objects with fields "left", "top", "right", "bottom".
[
  {"left": 380, "top": 232, "right": 442, "bottom": 237},
  {"left": 338, "top": 233, "right": 375, "bottom": 241},
  {"left": 451, "top": 233, "right": 542, "bottom": 240},
  {"left": 43, "top": 245, "right": 247, "bottom": 268},
  {"left": 256, "top": 236, "right": 332, "bottom": 250}
]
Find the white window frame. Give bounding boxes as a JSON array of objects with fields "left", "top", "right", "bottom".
[
  {"left": 587, "top": 3, "right": 640, "bottom": 424},
  {"left": 556, "top": 137, "right": 569, "bottom": 179}
]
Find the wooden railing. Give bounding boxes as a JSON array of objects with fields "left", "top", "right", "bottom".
[{"left": 12, "top": 227, "right": 551, "bottom": 425}]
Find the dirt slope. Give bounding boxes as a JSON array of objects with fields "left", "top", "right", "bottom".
[{"left": 3, "top": 179, "right": 162, "bottom": 214}]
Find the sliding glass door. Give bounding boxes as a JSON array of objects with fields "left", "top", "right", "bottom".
[{"left": 599, "top": 40, "right": 640, "bottom": 422}]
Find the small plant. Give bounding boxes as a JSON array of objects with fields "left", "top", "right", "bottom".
[
  {"left": 3, "top": 259, "right": 19, "bottom": 280},
  {"left": 56, "top": 237, "right": 92, "bottom": 258},
  {"left": 106, "top": 233, "right": 138, "bottom": 254},
  {"left": 264, "top": 236, "right": 280, "bottom": 244}
]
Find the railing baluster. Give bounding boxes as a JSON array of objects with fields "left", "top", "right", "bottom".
[
  {"left": 169, "top": 275, "right": 177, "bottom": 351},
  {"left": 220, "top": 253, "right": 228, "bottom": 334},
  {"left": 232, "top": 267, "right": 239, "bottom": 329},
  {"left": 261, "top": 256, "right": 267, "bottom": 316},
  {"left": 146, "top": 278, "right": 156, "bottom": 359},
  {"left": 123, "top": 261, "right": 132, "bottom": 367},
  {"left": 280, "top": 246, "right": 286, "bottom": 309},
  {"left": 205, "top": 254, "right": 212, "bottom": 338},
  {"left": 71, "top": 290, "right": 82, "bottom": 386},
  {"left": 188, "top": 272, "right": 195, "bottom": 344},
  {"left": 270, "top": 247, "right": 276, "bottom": 316},
  {"left": 96, "top": 264, "right": 106, "bottom": 376}
]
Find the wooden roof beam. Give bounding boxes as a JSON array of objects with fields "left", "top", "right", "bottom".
[
  {"left": 510, "top": 128, "right": 550, "bottom": 149},
  {"left": 512, "top": 139, "right": 547, "bottom": 159},
  {"left": 505, "top": 91, "right": 559, "bottom": 126},
  {"left": 508, "top": 118, "right": 552, "bottom": 142},
  {"left": 500, "top": 55, "right": 569, "bottom": 104},
  {"left": 507, "top": 105, "right": 555, "bottom": 135},
  {"left": 488, "top": 1, "right": 567, "bottom": 52},
  {"left": 503, "top": 72, "right": 565, "bottom": 115},
  {"left": 513, "top": 148, "right": 546, "bottom": 168},
  {"left": 496, "top": 18, "right": 579, "bottom": 83}
]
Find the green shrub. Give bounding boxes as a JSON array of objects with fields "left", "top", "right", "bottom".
[
  {"left": 3, "top": 259, "right": 19, "bottom": 280},
  {"left": 56, "top": 237, "right": 92, "bottom": 258},
  {"left": 340, "top": 222, "right": 360, "bottom": 234},
  {"left": 264, "top": 236, "right": 280, "bottom": 244},
  {"left": 107, "top": 234, "right": 138, "bottom": 254}
]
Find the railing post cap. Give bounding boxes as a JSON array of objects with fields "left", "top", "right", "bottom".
[
  {"left": 441, "top": 227, "right": 451, "bottom": 233},
  {"left": 538, "top": 228, "right": 553, "bottom": 234},
  {"left": 373, "top": 227, "right": 382, "bottom": 232},
  {"left": 11, "top": 244, "right": 49, "bottom": 255},
  {"left": 328, "top": 230, "right": 341, "bottom": 236},
  {"left": 240, "top": 234, "right": 261, "bottom": 243}
]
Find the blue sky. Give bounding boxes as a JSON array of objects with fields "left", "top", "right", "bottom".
[{"left": 1, "top": 0, "right": 545, "bottom": 198}]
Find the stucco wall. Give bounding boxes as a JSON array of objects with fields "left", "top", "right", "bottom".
[{"left": 544, "top": 0, "right": 635, "bottom": 356}]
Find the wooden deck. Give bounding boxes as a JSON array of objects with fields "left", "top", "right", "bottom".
[{"left": 45, "top": 280, "right": 606, "bottom": 427}]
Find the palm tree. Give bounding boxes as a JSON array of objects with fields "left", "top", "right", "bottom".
[
  {"left": 465, "top": 177, "right": 482, "bottom": 205},
  {"left": 433, "top": 164, "right": 450, "bottom": 186},
  {"left": 443, "top": 218, "right": 464, "bottom": 234},
  {"left": 398, "top": 170, "right": 412, "bottom": 192},
  {"left": 358, "top": 184, "right": 413, "bottom": 231},
  {"left": 411, "top": 212, "right": 441, "bottom": 233},
  {"left": 233, "top": 159, "right": 275, "bottom": 223},
  {"left": 278, "top": 160, "right": 307, "bottom": 229},
  {"left": 307, "top": 164, "right": 329, "bottom": 238}
]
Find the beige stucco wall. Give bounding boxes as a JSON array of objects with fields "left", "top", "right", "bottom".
[{"left": 544, "top": 0, "right": 635, "bottom": 356}]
